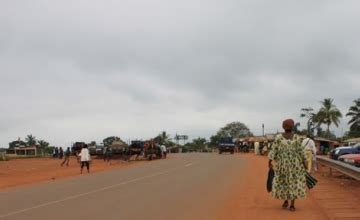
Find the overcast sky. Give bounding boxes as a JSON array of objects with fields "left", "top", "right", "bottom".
[{"left": 1, "top": 0, "right": 360, "bottom": 147}]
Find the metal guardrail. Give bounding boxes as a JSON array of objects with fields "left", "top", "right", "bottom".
[{"left": 316, "top": 156, "right": 360, "bottom": 181}]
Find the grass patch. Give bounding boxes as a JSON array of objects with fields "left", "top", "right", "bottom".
[{"left": 0, "top": 153, "right": 10, "bottom": 161}]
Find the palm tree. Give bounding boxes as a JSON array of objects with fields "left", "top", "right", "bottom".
[
  {"left": 316, "top": 98, "right": 343, "bottom": 136},
  {"left": 155, "top": 131, "right": 172, "bottom": 145},
  {"left": 346, "top": 98, "right": 360, "bottom": 132},
  {"left": 37, "top": 140, "right": 49, "bottom": 149},
  {"left": 37, "top": 140, "right": 50, "bottom": 156},
  {"left": 25, "top": 134, "right": 37, "bottom": 146}
]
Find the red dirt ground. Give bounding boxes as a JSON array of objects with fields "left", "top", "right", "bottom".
[
  {"left": 0, "top": 156, "right": 147, "bottom": 190},
  {"left": 217, "top": 154, "right": 360, "bottom": 220}
]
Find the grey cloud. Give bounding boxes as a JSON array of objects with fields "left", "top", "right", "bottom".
[{"left": 1, "top": 0, "right": 360, "bottom": 147}]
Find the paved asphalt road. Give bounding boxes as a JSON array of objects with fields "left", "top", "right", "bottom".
[{"left": 0, "top": 153, "right": 247, "bottom": 220}]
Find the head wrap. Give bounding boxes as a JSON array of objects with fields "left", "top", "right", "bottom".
[{"left": 282, "top": 119, "right": 295, "bottom": 131}]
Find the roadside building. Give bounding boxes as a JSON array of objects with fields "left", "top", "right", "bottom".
[
  {"left": 6, "top": 146, "right": 37, "bottom": 156},
  {"left": 313, "top": 137, "right": 340, "bottom": 155},
  {"left": 343, "top": 137, "right": 360, "bottom": 146},
  {"left": 240, "top": 134, "right": 276, "bottom": 154},
  {"left": 245, "top": 134, "right": 276, "bottom": 145}
]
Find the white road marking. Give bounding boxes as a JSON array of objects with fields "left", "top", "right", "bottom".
[
  {"left": 0, "top": 166, "right": 183, "bottom": 219},
  {"left": 185, "top": 163, "right": 193, "bottom": 167}
]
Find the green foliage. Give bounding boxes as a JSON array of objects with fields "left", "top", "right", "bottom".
[
  {"left": 183, "top": 137, "right": 208, "bottom": 152},
  {"left": 37, "top": 140, "right": 49, "bottom": 149},
  {"left": 295, "top": 129, "right": 308, "bottom": 136},
  {"left": 209, "top": 135, "right": 220, "bottom": 148},
  {"left": 316, "top": 127, "right": 336, "bottom": 140},
  {"left": 8, "top": 140, "right": 26, "bottom": 149},
  {"left": 154, "top": 131, "right": 172, "bottom": 145},
  {"left": 208, "top": 122, "right": 251, "bottom": 148},
  {"left": 192, "top": 137, "right": 207, "bottom": 148},
  {"left": 300, "top": 107, "right": 319, "bottom": 136},
  {"left": 0, "top": 153, "right": 9, "bottom": 161},
  {"left": 316, "top": 98, "right": 343, "bottom": 136},
  {"left": 25, "top": 134, "right": 37, "bottom": 146},
  {"left": 216, "top": 122, "right": 253, "bottom": 138},
  {"left": 293, "top": 122, "right": 301, "bottom": 134},
  {"left": 36, "top": 139, "right": 51, "bottom": 156},
  {"left": 346, "top": 98, "right": 360, "bottom": 137},
  {"left": 346, "top": 128, "right": 360, "bottom": 138},
  {"left": 103, "top": 136, "right": 121, "bottom": 147}
]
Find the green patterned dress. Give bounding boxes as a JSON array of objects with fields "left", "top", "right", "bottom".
[{"left": 268, "top": 134, "right": 307, "bottom": 200}]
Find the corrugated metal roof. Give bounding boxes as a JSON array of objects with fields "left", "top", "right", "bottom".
[{"left": 344, "top": 137, "right": 360, "bottom": 143}]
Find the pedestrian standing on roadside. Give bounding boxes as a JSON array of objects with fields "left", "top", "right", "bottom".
[
  {"left": 160, "top": 144, "right": 167, "bottom": 159},
  {"left": 263, "top": 142, "right": 268, "bottom": 156},
  {"left": 61, "top": 147, "right": 71, "bottom": 167},
  {"left": 313, "top": 153, "right": 318, "bottom": 172},
  {"left": 302, "top": 135, "right": 317, "bottom": 173},
  {"left": 148, "top": 139, "right": 155, "bottom": 160},
  {"left": 103, "top": 146, "right": 107, "bottom": 162},
  {"left": 243, "top": 142, "right": 249, "bottom": 153},
  {"left": 78, "top": 144, "right": 91, "bottom": 174},
  {"left": 320, "top": 145, "right": 325, "bottom": 155},
  {"left": 259, "top": 142, "right": 264, "bottom": 155},
  {"left": 268, "top": 119, "right": 307, "bottom": 212},
  {"left": 104, "top": 147, "right": 113, "bottom": 163},
  {"left": 254, "top": 142, "right": 260, "bottom": 155},
  {"left": 54, "top": 147, "right": 59, "bottom": 158},
  {"left": 52, "top": 147, "right": 56, "bottom": 158},
  {"left": 59, "top": 147, "right": 64, "bottom": 159}
]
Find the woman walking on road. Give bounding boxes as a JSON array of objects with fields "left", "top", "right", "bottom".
[
  {"left": 268, "top": 119, "right": 307, "bottom": 212},
  {"left": 78, "top": 144, "right": 91, "bottom": 174}
]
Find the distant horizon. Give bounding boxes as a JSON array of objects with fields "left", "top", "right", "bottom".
[{"left": 2, "top": 117, "right": 351, "bottom": 148}]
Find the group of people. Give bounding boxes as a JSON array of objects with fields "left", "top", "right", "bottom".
[
  {"left": 52, "top": 147, "right": 64, "bottom": 159},
  {"left": 52, "top": 144, "right": 91, "bottom": 172},
  {"left": 268, "top": 119, "right": 318, "bottom": 212},
  {"left": 254, "top": 142, "right": 271, "bottom": 155},
  {"left": 143, "top": 140, "right": 168, "bottom": 159},
  {"left": 53, "top": 147, "right": 71, "bottom": 167},
  {"left": 55, "top": 142, "right": 168, "bottom": 174},
  {"left": 238, "top": 142, "right": 250, "bottom": 153}
]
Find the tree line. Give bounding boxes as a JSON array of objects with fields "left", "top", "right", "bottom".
[
  {"left": 300, "top": 98, "right": 360, "bottom": 139},
  {"left": 8, "top": 97, "right": 360, "bottom": 152},
  {"left": 9, "top": 134, "right": 50, "bottom": 149},
  {"left": 100, "top": 122, "right": 252, "bottom": 153}
]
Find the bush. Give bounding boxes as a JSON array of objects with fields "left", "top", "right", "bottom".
[{"left": 0, "top": 153, "right": 9, "bottom": 161}]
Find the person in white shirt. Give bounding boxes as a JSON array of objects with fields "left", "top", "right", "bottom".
[
  {"left": 301, "top": 135, "right": 316, "bottom": 173},
  {"left": 254, "top": 142, "right": 260, "bottom": 155},
  {"left": 78, "top": 144, "right": 91, "bottom": 174},
  {"left": 160, "top": 145, "right": 167, "bottom": 159}
]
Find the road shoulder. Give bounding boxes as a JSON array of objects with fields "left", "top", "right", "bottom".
[{"left": 217, "top": 154, "right": 333, "bottom": 220}]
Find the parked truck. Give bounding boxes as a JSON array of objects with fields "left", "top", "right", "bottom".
[
  {"left": 71, "top": 142, "right": 86, "bottom": 155},
  {"left": 218, "top": 137, "right": 235, "bottom": 154}
]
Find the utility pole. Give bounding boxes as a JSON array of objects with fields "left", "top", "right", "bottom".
[{"left": 262, "top": 124, "right": 265, "bottom": 136}]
